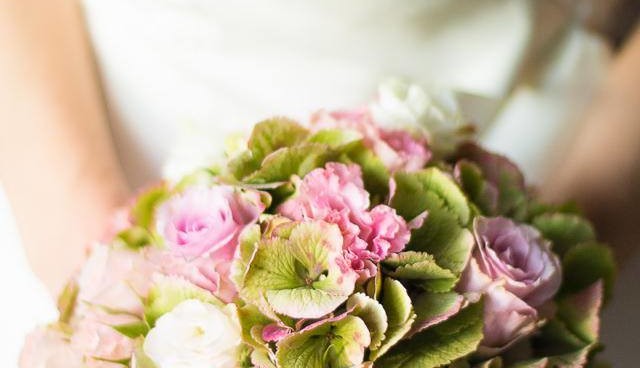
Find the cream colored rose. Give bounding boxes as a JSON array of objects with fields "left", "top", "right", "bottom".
[
  {"left": 144, "top": 299, "right": 241, "bottom": 368},
  {"left": 370, "top": 79, "right": 469, "bottom": 154}
]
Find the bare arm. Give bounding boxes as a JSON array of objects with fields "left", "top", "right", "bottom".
[
  {"left": 0, "top": 0, "right": 129, "bottom": 293},
  {"left": 544, "top": 25, "right": 640, "bottom": 261}
]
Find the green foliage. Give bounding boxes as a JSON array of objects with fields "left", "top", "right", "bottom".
[
  {"left": 228, "top": 118, "right": 309, "bottom": 178},
  {"left": 410, "top": 291, "right": 465, "bottom": 336},
  {"left": 391, "top": 169, "right": 474, "bottom": 275},
  {"left": 375, "top": 301, "right": 484, "bottom": 368},
  {"left": 532, "top": 213, "right": 596, "bottom": 256},
  {"left": 56, "top": 280, "right": 78, "bottom": 324},
  {"left": 112, "top": 320, "right": 150, "bottom": 339},
  {"left": 130, "top": 185, "right": 170, "bottom": 229},
  {"left": 144, "top": 276, "right": 223, "bottom": 327},
  {"left": 383, "top": 251, "right": 457, "bottom": 292},
  {"left": 115, "top": 226, "right": 152, "bottom": 250},
  {"left": 243, "top": 143, "right": 331, "bottom": 184},
  {"left": 347, "top": 293, "right": 388, "bottom": 350},
  {"left": 369, "top": 278, "right": 416, "bottom": 361},
  {"left": 275, "top": 315, "right": 371, "bottom": 368},
  {"left": 561, "top": 243, "right": 615, "bottom": 301},
  {"left": 530, "top": 282, "right": 604, "bottom": 367},
  {"left": 240, "top": 221, "right": 355, "bottom": 319}
]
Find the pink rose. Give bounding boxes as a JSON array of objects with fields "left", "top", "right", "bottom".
[
  {"left": 77, "top": 244, "right": 157, "bottom": 315},
  {"left": 70, "top": 314, "right": 135, "bottom": 365},
  {"left": 311, "top": 109, "right": 431, "bottom": 172},
  {"left": 279, "top": 163, "right": 410, "bottom": 278},
  {"left": 155, "top": 186, "right": 265, "bottom": 260},
  {"left": 458, "top": 217, "right": 561, "bottom": 353},
  {"left": 20, "top": 327, "right": 83, "bottom": 368}
]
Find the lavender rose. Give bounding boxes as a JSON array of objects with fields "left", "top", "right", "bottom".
[{"left": 458, "top": 216, "right": 561, "bottom": 353}]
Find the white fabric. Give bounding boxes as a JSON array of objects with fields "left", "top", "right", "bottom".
[{"left": 81, "top": 0, "right": 536, "bottom": 186}]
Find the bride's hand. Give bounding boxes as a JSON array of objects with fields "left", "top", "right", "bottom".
[
  {"left": 0, "top": 0, "right": 129, "bottom": 294},
  {"left": 544, "top": 24, "right": 640, "bottom": 262}
]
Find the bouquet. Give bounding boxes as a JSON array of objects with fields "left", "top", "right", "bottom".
[{"left": 22, "top": 81, "right": 615, "bottom": 368}]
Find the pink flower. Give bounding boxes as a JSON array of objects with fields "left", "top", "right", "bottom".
[
  {"left": 311, "top": 109, "right": 430, "bottom": 172},
  {"left": 155, "top": 186, "right": 265, "bottom": 260},
  {"left": 279, "top": 163, "right": 410, "bottom": 278},
  {"left": 77, "top": 244, "right": 157, "bottom": 315},
  {"left": 70, "top": 315, "right": 135, "bottom": 365},
  {"left": 20, "top": 327, "right": 83, "bottom": 368},
  {"left": 145, "top": 247, "right": 237, "bottom": 303},
  {"left": 458, "top": 217, "right": 561, "bottom": 354}
]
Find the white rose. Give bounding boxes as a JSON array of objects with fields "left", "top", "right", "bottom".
[
  {"left": 370, "top": 78, "right": 470, "bottom": 154},
  {"left": 144, "top": 299, "right": 242, "bottom": 368}
]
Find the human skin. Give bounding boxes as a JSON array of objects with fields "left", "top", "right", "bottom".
[
  {"left": 0, "top": 0, "right": 129, "bottom": 294},
  {"left": 544, "top": 25, "right": 640, "bottom": 262}
]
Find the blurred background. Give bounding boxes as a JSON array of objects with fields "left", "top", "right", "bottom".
[{"left": 1, "top": 0, "right": 640, "bottom": 366}]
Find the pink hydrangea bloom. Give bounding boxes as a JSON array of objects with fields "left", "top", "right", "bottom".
[
  {"left": 155, "top": 186, "right": 265, "bottom": 260},
  {"left": 279, "top": 163, "right": 410, "bottom": 278},
  {"left": 311, "top": 108, "right": 431, "bottom": 172}
]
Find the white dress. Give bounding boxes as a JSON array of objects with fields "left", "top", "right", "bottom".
[{"left": 3, "top": 0, "right": 631, "bottom": 365}]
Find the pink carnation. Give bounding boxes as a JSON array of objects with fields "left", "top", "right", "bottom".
[
  {"left": 155, "top": 185, "right": 265, "bottom": 260},
  {"left": 311, "top": 108, "right": 431, "bottom": 172},
  {"left": 279, "top": 163, "right": 410, "bottom": 278}
]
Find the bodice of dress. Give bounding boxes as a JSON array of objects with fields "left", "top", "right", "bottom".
[{"left": 80, "top": 0, "right": 610, "bottom": 186}]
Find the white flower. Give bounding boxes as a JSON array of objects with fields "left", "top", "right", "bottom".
[
  {"left": 370, "top": 78, "right": 470, "bottom": 154},
  {"left": 144, "top": 299, "right": 242, "bottom": 368}
]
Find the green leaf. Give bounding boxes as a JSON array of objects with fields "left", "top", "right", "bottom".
[
  {"left": 375, "top": 301, "right": 484, "bottom": 368},
  {"left": 561, "top": 243, "right": 615, "bottom": 301},
  {"left": 229, "top": 118, "right": 310, "bottom": 180},
  {"left": 410, "top": 291, "right": 465, "bottom": 336},
  {"left": 231, "top": 225, "right": 261, "bottom": 290},
  {"left": 250, "top": 348, "right": 277, "bottom": 368},
  {"left": 455, "top": 143, "right": 528, "bottom": 220},
  {"left": 240, "top": 221, "right": 356, "bottom": 319},
  {"left": 115, "top": 226, "right": 152, "bottom": 250},
  {"left": 57, "top": 279, "right": 78, "bottom": 324},
  {"left": 132, "top": 338, "right": 158, "bottom": 368},
  {"left": 237, "top": 304, "right": 274, "bottom": 349},
  {"left": 347, "top": 293, "right": 388, "bottom": 350},
  {"left": 112, "top": 320, "right": 150, "bottom": 339},
  {"left": 144, "top": 276, "right": 223, "bottom": 327},
  {"left": 308, "top": 128, "right": 362, "bottom": 149},
  {"left": 243, "top": 144, "right": 331, "bottom": 184},
  {"left": 391, "top": 169, "right": 474, "bottom": 274},
  {"left": 383, "top": 251, "right": 458, "bottom": 292},
  {"left": 370, "top": 278, "right": 416, "bottom": 361},
  {"left": 130, "top": 185, "right": 170, "bottom": 229},
  {"left": 276, "top": 315, "right": 371, "bottom": 368},
  {"left": 531, "top": 282, "right": 604, "bottom": 367},
  {"left": 532, "top": 213, "right": 596, "bottom": 256},
  {"left": 339, "top": 141, "right": 390, "bottom": 200},
  {"left": 557, "top": 281, "right": 603, "bottom": 345},
  {"left": 247, "top": 118, "right": 309, "bottom": 161},
  {"left": 454, "top": 160, "right": 496, "bottom": 216}
]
